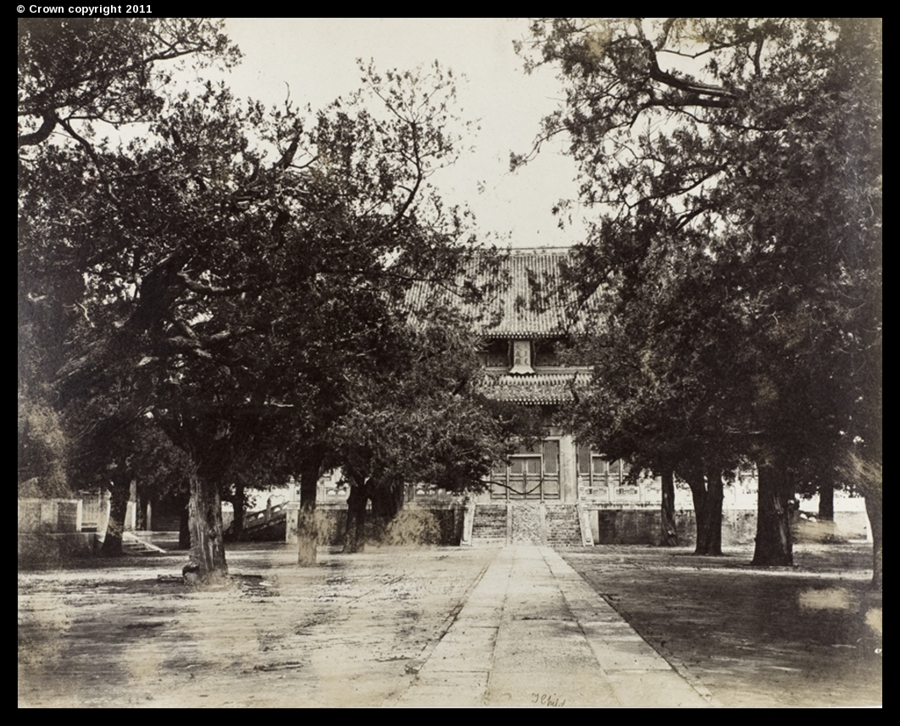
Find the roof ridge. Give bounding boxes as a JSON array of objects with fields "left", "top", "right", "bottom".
[{"left": 495, "top": 246, "right": 574, "bottom": 255}]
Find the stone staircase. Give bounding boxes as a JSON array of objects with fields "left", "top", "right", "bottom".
[
  {"left": 471, "top": 504, "right": 508, "bottom": 544},
  {"left": 225, "top": 502, "right": 288, "bottom": 542},
  {"left": 544, "top": 504, "right": 583, "bottom": 546},
  {"left": 122, "top": 532, "right": 168, "bottom": 554},
  {"left": 470, "top": 503, "right": 590, "bottom": 547}
]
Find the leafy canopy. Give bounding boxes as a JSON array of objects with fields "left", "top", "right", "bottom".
[{"left": 519, "top": 18, "right": 881, "bottom": 482}]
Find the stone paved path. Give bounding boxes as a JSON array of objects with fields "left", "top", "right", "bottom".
[{"left": 390, "top": 546, "right": 709, "bottom": 707}]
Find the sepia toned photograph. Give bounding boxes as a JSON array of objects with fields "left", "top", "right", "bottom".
[{"left": 18, "top": 17, "right": 881, "bottom": 707}]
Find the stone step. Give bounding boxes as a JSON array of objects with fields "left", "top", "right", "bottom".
[
  {"left": 544, "top": 505, "right": 583, "bottom": 546},
  {"left": 121, "top": 532, "right": 168, "bottom": 554},
  {"left": 471, "top": 503, "right": 586, "bottom": 547}
]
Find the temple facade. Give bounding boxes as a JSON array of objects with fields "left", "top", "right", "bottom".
[
  {"left": 404, "top": 246, "right": 647, "bottom": 545},
  {"left": 426, "top": 247, "right": 641, "bottom": 508}
]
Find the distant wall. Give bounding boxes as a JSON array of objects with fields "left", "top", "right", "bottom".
[
  {"left": 18, "top": 533, "right": 97, "bottom": 566},
  {"left": 587, "top": 507, "right": 870, "bottom": 546},
  {"left": 18, "top": 498, "right": 96, "bottom": 566},
  {"left": 793, "top": 511, "right": 870, "bottom": 544},
  {"left": 18, "top": 499, "right": 82, "bottom": 534}
]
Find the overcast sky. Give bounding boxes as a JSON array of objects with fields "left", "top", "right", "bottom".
[{"left": 208, "top": 18, "right": 586, "bottom": 249}]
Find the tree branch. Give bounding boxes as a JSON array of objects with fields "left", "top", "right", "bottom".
[
  {"left": 177, "top": 272, "right": 259, "bottom": 297},
  {"left": 640, "top": 38, "right": 738, "bottom": 103},
  {"left": 17, "top": 110, "right": 58, "bottom": 148},
  {"left": 387, "top": 122, "right": 422, "bottom": 229},
  {"left": 57, "top": 116, "right": 121, "bottom": 204}
]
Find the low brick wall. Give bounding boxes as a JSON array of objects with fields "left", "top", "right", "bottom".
[
  {"left": 588, "top": 508, "right": 871, "bottom": 546},
  {"left": 18, "top": 499, "right": 83, "bottom": 534},
  {"left": 18, "top": 532, "right": 98, "bottom": 567},
  {"left": 285, "top": 502, "right": 465, "bottom": 547},
  {"left": 793, "top": 511, "right": 870, "bottom": 543}
]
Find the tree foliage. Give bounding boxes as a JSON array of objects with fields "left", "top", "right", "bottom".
[
  {"left": 18, "top": 390, "right": 70, "bottom": 497},
  {"left": 331, "top": 316, "right": 541, "bottom": 492},
  {"left": 520, "top": 19, "right": 881, "bottom": 568},
  {"left": 329, "top": 312, "right": 544, "bottom": 551},
  {"left": 18, "top": 18, "right": 239, "bottom": 501},
  {"left": 18, "top": 18, "right": 239, "bottom": 152},
  {"left": 19, "top": 19, "right": 487, "bottom": 580}
]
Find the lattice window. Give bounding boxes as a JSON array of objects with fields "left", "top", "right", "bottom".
[
  {"left": 479, "top": 339, "right": 509, "bottom": 367},
  {"left": 491, "top": 438, "right": 561, "bottom": 499},
  {"left": 577, "top": 444, "right": 591, "bottom": 476},
  {"left": 578, "top": 443, "right": 631, "bottom": 502},
  {"left": 510, "top": 456, "right": 541, "bottom": 475},
  {"left": 533, "top": 339, "right": 559, "bottom": 367},
  {"left": 542, "top": 440, "right": 559, "bottom": 474}
]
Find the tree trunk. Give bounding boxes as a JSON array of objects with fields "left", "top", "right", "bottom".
[
  {"left": 659, "top": 469, "right": 678, "bottom": 546},
  {"left": 752, "top": 458, "right": 793, "bottom": 565},
  {"left": 156, "top": 418, "right": 234, "bottom": 579},
  {"left": 101, "top": 481, "right": 129, "bottom": 556},
  {"left": 178, "top": 501, "right": 191, "bottom": 549},
  {"left": 297, "top": 457, "right": 322, "bottom": 566},
  {"left": 133, "top": 488, "right": 143, "bottom": 530},
  {"left": 818, "top": 479, "right": 835, "bottom": 521},
  {"left": 230, "top": 480, "right": 246, "bottom": 539},
  {"left": 696, "top": 468, "right": 724, "bottom": 556},
  {"left": 864, "top": 489, "right": 882, "bottom": 589},
  {"left": 369, "top": 477, "right": 405, "bottom": 543},
  {"left": 343, "top": 483, "right": 368, "bottom": 554},
  {"left": 684, "top": 469, "right": 709, "bottom": 554},
  {"left": 187, "top": 465, "right": 228, "bottom": 583}
]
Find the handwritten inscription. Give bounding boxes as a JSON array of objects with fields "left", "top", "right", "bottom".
[{"left": 532, "top": 692, "right": 566, "bottom": 707}]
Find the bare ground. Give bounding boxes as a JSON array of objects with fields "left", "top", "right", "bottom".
[
  {"left": 18, "top": 539, "right": 881, "bottom": 708},
  {"left": 18, "top": 543, "right": 500, "bottom": 708},
  {"left": 562, "top": 543, "right": 882, "bottom": 708}
]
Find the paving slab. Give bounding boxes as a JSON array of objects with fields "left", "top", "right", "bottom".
[{"left": 394, "top": 545, "right": 709, "bottom": 707}]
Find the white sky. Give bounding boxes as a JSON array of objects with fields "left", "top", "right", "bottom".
[{"left": 207, "top": 18, "right": 586, "bottom": 249}]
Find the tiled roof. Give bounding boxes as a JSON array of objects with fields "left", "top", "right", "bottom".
[
  {"left": 406, "top": 247, "right": 602, "bottom": 339},
  {"left": 477, "top": 371, "right": 592, "bottom": 405}
]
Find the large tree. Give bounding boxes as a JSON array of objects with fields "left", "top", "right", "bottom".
[
  {"left": 518, "top": 19, "right": 881, "bottom": 575},
  {"left": 563, "top": 285, "right": 747, "bottom": 555},
  {"left": 18, "top": 18, "right": 239, "bottom": 388},
  {"left": 20, "top": 19, "right": 483, "bottom": 581},
  {"left": 261, "top": 60, "right": 486, "bottom": 565},
  {"left": 18, "top": 19, "right": 238, "bottom": 506}
]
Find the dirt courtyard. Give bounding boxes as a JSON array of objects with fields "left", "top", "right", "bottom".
[
  {"left": 562, "top": 544, "right": 882, "bottom": 708},
  {"left": 18, "top": 540, "right": 881, "bottom": 708}
]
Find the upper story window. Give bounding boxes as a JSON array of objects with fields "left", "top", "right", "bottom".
[
  {"left": 479, "top": 338, "right": 564, "bottom": 372},
  {"left": 576, "top": 445, "right": 630, "bottom": 487},
  {"left": 478, "top": 339, "right": 509, "bottom": 368},
  {"left": 533, "top": 339, "right": 559, "bottom": 367}
]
